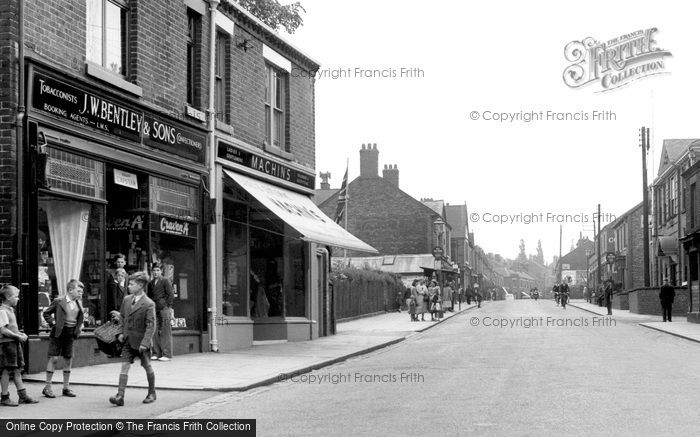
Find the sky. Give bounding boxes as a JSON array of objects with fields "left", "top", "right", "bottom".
[{"left": 283, "top": 0, "right": 698, "bottom": 263}]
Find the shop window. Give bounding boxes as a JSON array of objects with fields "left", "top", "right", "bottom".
[
  {"left": 284, "top": 237, "right": 306, "bottom": 317},
  {"left": 265, "top": 64, "right": 288, "bottom": 152},
  {"left": 46, "top": 147, "right": 105, "bottom": 201},
  {"left": 187, "top": 8, "right": 202, "bottom": 108},
  {"left": 223, "top": 199, "right": 249, "bottom": 317},
  {"left": 38, "top": 197, "right": 104, "bottom": 330},
  {"left": 150, "top": 176, "right": 199, "bottom": 221},
  {"left": 151, "top": 232, "right": 199, "bottom": 330},
  {"left": 86, "top": 0, "right": 129, "bottom": 76}
]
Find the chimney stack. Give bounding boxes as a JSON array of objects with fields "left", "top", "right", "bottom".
[
  {"left": 359, "top": 143, "right": 379, "bottom": 178},
  {"left": 319, "top": 171, "right": 331, "bottom": 190},
  {"left": 382, "top": 164, "right": 399, "bottom": 187}
]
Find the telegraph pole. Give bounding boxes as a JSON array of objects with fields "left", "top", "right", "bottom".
[
  {"left": 641, "top": 127, "right": 651, "bottom": 286},
  {"left": 597, "top": 203, "right": 602, "bottom": 289}
]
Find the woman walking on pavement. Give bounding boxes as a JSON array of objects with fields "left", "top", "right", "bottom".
[
  {"left": 415, "top": 279, "right": 428, "bottom": 321},
  {"left": 428, "top": 280, "right": 441, "bottom": 321}
]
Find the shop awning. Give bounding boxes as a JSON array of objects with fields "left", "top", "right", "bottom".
[
  {"left": 224, "top": 170, "right": 378, "bottom": 253},
  {"left": 657, "top": 236, "right": 678, "bottom": 256}
]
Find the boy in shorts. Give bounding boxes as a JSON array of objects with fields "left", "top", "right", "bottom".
[
  {"left": 0, "top": 284, "right": 38, "bottom": 406},
  {"left": 42, "top": 279, "right": 85, "bottom": 398},
  {"left": 109, "top": 271, "right": 157, "bottom": 406}
]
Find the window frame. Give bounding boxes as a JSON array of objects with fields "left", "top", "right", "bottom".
[
  {"left": 265, "top": 63, "right": 289, "bottom": 152},
  {"left": 86, "top": 0, "right": 129, "bottom": 77},
  {"left": 214, "top": 31, "right": 230, "bottom": 123}
]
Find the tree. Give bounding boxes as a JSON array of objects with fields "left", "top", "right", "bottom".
[
  {"left": 238, "top": 0, "right": 306, "bottom": 34},
  {"left": 517, "top": 239, "right": 527, "bottom": 261},
  {"left": 536, "top": 240, "right": 544, "bottom": 264}
]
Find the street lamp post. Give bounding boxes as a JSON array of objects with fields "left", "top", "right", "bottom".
[
  {"left": 605, "top": 252, "right": 615, "bottom": 315},
  {"left": 585, "top": 249, "right": 592, "bottom": 303},
  {"left": 433, "top": 218, "right": 446, "bottom": 287}
]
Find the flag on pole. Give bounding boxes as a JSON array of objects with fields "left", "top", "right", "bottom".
[{"left": 334, "top": 163, "right": 349, "bottom": 224}]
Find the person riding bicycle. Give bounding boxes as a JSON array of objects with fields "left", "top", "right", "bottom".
[
  {"left": 552, "top": 283, "right": 560, "bottom": 305},
  {"left": 559, "top": 281, "right": 570, "bottom": 309}
]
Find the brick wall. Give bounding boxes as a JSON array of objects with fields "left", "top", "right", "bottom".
[
  {"left": 0, "top": 0, "right": 17, "bottom": 283},
  {"left": 227, "top": 13, "right": 316, "bottom": 170},
  {"left": 318, "top": 177, "right": 436, "bottom": 256},
  {"left": 628, "top": 286, "right": 689, "bottom": 315}
]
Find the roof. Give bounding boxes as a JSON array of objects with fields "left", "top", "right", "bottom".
[
  {"left": 318, "top": 177, "right": 445, "bottom": 221},
  {"left": 313, "top": 189, "right": 339, "bottom": 206},
  {"left": 340, "top": 254, "right": 438, "bottom": 275},
  {"left": 445, "top": 205, "right": 468, "bottom": 238},
  {"left": 422, "top": 200, "right": 444, "bottom": 216},
  {"left": 657, "top": 139, "right": 700, "bottom": 178}
]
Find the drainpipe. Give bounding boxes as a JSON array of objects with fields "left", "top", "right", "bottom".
[
  {"left": 13, "top": 0, "right": 25, "bottom": 293},
  {"left": 206, "top": 0, "right": 220, "bottom": 352}
]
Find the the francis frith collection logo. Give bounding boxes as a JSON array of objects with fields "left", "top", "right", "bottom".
[{"left": 563, "top": 28, "right": 672, "bottom": 92}]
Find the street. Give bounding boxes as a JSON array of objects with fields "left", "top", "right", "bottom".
[{"left": 158, "top": 300, "right": 699, "bottom": 436}]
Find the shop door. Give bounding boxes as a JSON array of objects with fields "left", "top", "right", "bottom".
[{"left": 316, "top": 249, "right": 331, "bottom": 337}]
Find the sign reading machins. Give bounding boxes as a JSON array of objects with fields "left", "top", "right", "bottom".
[
  {"left": 31, "top": 72, "right": 206, "bottom": 163},
  {"left": 217, "top": 141, "right": 315, "bottom": 190}
]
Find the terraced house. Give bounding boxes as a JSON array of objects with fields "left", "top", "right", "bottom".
[{"left": 0, "top": 0, "right": 373, "bottom": 372}]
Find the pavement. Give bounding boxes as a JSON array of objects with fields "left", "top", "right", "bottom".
[
  {"left": 24, "top": 303, "right": 478, "bottom": 392},
  {"left": 568, "top": 298, "right": 700, "bottom": 344}
]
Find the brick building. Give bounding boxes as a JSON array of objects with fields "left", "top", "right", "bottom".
[
  {"left": 681, "top": 159, "right": 700, "bottom": 322},
  {"left": 652, "top": 139, "right": 700, "bottom": 286},
  {"left": 1, "top": 0, "right": 371, "bottom": 371},
  {"left": 317, "top": 144, "right": 450, "bottom": 258}
]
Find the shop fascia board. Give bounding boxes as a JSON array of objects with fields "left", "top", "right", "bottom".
[
  {"left": 216, "top": 157, "right": 315, "bottom": 195},
  {"left": 39, "top": 124, "right": 204, "bottom": 183}
]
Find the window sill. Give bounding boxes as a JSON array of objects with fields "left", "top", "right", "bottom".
[
  {"left": 215, "top": 119, "right": 234, "bottom": 135},
  {"left": 85, "top": 62, "right": 143, "bottom": 97},
  {"left": 264, "top": 142, "right": 293, "bottom": 161}
]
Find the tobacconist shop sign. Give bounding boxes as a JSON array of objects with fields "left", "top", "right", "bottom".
[
  {"left": 152, "top": 215, "right": 197, "bottom": 238},
  {"left": 31, "top": 72, "right": 206, "bottom": 164}
]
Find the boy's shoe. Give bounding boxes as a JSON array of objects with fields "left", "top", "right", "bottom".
[
  {"left": 109, "top": 394, "right": 124, "bottom": 406},
  {"left": 62, "top": 388, "right": 76, "bottom": 397},
  {"left": 158, "top": 357, "right": 171, "bottom": 362},
  {"left": 42, "top": 386, "right": 56, "bottom": 398},
  {"left": 0, "top": 397, "right": 18, "bottom": 407},
  {"left": 151, "top": 355, "right": 159, "bottom": 360},
  {"left": 18, "top": 395, "right": 38, "bottom": 404},
  {"left": 142, "top": 392, "right": 157, "bottom": 404}
]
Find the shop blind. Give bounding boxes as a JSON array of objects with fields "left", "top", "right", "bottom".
[
  {"left": 46, "top": 148, "right": 105, "bottom": 200},
  {"left": 150, "top": 176, "right": 199, "bottom": 221}
]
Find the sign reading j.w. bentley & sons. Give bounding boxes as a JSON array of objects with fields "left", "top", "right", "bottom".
[
  {"left": 31, "top": 72, "right": 206, "bottom": 164},
  {"left": 217, "top": 141, "right": 315, "bottom": 190}
]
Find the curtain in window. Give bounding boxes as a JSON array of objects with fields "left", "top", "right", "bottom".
[{"left": 43, "top": 200, "right": 91, "bottom": 296}]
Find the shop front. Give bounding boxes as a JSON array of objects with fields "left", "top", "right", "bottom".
[
  {"left": 213, "top": 141, "right": 376, "bottom": 348},
  {"left": 22, "top": 66, "right": 207, "bottom": 372}
]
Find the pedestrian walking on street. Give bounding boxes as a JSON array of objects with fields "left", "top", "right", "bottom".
[
  {"left": 604, "top": 279, "right": 613, "bottom": 316},
  {"left": 42, "top": 279, "right": 85, "bottom": 398},
  {"left": 109, "top": 271, "right": 157, "bottom": 407},
  {"left": 475, "top": 289, "right": 483, "bottom": 308},
  {"left": 0, "top": 284, "right": 39, "bottom": 406},
  {"left": 466, "top": 285, "right": 472, "bottom": 305},
  {"left": 659, "top": 278, "right": 675, "bottom": 322},
  {"left": 148, "top": 263, "right": 174, "bottom": 361},
  {"left": 416, "top": 280, "right": 428, "bottom": 321},
  {"left": 428, "top": 280, "right": 441, "bottom": 320},
  {"left": 409, "top": 281, "right": 419, "bottom": 322},
  {"left": 442, "top": 281, "right": 453, "bottom": 313},
  {"left": 403, "top": 286, "right": 412, "bottom": 315}
]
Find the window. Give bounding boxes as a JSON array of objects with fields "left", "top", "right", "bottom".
[
  {"left": 214, "top": 32, "right": 229, "bottom": 123},
  {"left": 86, "top": 0, "right": 128, "bottom": 76},
  {"left": 187, "top": 9, "right": 201, "bottom": 107},
  {"left": 691, "top": 183, "right": 696, "bottom": 229},
  {"left": 265, "top": 64, "right": 288, "bottom": 151}
]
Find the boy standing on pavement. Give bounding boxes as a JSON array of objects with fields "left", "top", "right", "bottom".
[
  {"left": 109, "top": 271, "right": 157, "bottom": 406},
  {"left": 0, "top": 284, "right": 38, "bottom": 406},
  {"left": 42, "top": 279, "right": 85, "bottom": 398},
  {"left": 148, "top": 263, "right": 174, "bottom": 361}
]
